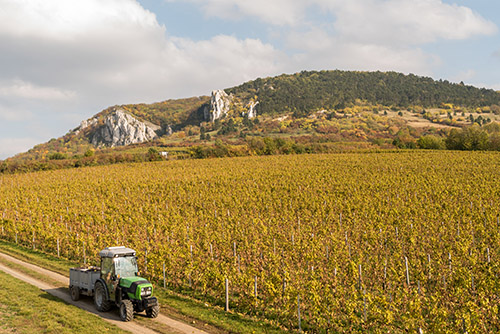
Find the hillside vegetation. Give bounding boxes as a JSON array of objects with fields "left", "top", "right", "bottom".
[
  {"left": 227, "top": 71, "right": 500, "bottom": 116},
  {"left": 3, "top": 70, "right": 500, "bottom": 173}
]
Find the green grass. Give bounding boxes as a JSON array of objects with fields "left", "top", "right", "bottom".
[
  {"left": 0, "top": 239, "right": 289, "bottom": 334},
  {"left": 0, "top": 256, "right": 63, "bottom": 287},
  {"left": 0, "top": 270, "right": 127, "bottom": 334},
  {"left": 0, "top": 240, "right": 78, "bottom": 276}
]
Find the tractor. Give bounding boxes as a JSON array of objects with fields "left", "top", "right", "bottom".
[{"left": 69, "top": 246, "right": 159, "bottom": 321}]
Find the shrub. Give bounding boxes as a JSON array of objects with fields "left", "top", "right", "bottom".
[{"left": 417, "top": 135, "right": 445, "bottom": 150}]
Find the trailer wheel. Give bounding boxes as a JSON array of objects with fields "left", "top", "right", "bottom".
[
  {"left": 119, "top": 300, "right": 134, "bottom": 322},
  {"left": 70, "top": 285, "right": 80, "bottom": 301},
  {"left": 146, "top": 304, "right": 159, "bottom": 318},
  {"left": 94, "top": 282, "right": 112, "bottom": 312}
]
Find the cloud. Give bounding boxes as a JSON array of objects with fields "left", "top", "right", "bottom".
[
  {"left": 170, "top": 35, "right": 284, "bottom": 88},
  {"left": 451, "top": 69, "right": 477, "bottom": 83},
  {"left": 165, "top": 0, "right": 306, "bottom": 26},
  {"left": 324, "top": 0, "right": 497, "bottom": 46},
  {"left": 0, "top": 80, "right": 76, "bottom": 101},
  {"left": 168, "top": 0, "right": 496, "bottom": 79},
  {"left": 293, "top": 41, "right": 435, "bottom": 76},
  {"left": 0, "top": 137, "right": 40, "bottom": 160},
  {"left": 0, "top": 0, "right": 283, "bottom": 99},
  {"left": 0, "top": 0, "right": 161, "bottom": 41},
  {"left": 0, "top": 105, "right": 34, "bottom": 122},
  {"left": 173, "top": 0, "right": 497, "bottom": 44},
  {"left": 0, "top": 0, "right": 285, "bottom": 158}
]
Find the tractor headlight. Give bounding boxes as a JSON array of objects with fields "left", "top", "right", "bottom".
[{"left": 141, "top": 286, "right": 152, "bottom": 297}]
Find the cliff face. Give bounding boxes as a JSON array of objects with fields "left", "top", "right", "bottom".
[
  {"left": 204, "top": 90, "right": 232, "bottom": 122},
  {"left": 245, "top": 101, "right": 259, "bottom": 119},
  {"left": 203, "top": 89, "right": 258, "bottom": 121},
  {"left": 77, "top": 109, "right": 161, "bottom": 147}
]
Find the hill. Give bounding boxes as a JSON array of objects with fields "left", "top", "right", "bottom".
[
  {"left": 227, "top": 70, "right": 500, "bottom": 116},
  {"left": 3, "top": 70, "right": 500, "bottom": 172}
]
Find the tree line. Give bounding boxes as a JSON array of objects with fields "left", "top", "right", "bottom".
[
  {"left": 227, "top": 70, "right": 500, "bottom": 116},
  {"left": 416, "top": 123, "right": 500, "bottom": 151}
]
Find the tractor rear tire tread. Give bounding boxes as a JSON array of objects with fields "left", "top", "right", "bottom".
[{"left": 94, "top": 282, "right": 112, "bottom": 312}]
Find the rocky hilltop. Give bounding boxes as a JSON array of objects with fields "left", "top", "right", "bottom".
[
  {"left": 75, "top": 90, "right": 255, "bottom": 147},
  {"left": 75, "top": 109, "right": 161, "bottom": 147}
]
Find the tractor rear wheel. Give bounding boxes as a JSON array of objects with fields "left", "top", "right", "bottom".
[
  {"left": 94, "top": 282, "right": 112, "bottom": 312},
  {"left": 70, "top": 285, "right": 80, "bottom": 301},
  {"left": 146, "top": 304, "right": 159, "bottom": 318},
  {"left": 119, "top": 300, "right": 134, "bottom": 322}
]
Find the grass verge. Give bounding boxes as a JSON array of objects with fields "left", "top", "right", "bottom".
[
  {"left": 0, "top": 255, "right": 63, "bottom": 287},
  {"left": 0, "top": 240, "right": 78, "bottom": 276},
  {"left": 0, "top": 270, "right": 127, "bottom": 334}
]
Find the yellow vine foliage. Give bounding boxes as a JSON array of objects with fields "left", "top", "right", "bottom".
[{"left": 0, "top": 151, "right": 499, "bottom": 333}]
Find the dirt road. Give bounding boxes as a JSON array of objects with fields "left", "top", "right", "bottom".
[{"left": 0, "top": 252, "right": 208, "bottom": 334}]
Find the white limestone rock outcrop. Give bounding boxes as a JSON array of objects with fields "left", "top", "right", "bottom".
[
  {"left": 88, "top": 109, "right": 161, "bottom": 147},
  {"left": 245, "top": 101, "right": 259, "bottom": 119},
  {"left": 204, "top": 90, "right": 232, "bottom": 122}
]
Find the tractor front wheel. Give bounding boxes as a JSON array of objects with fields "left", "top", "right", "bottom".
[
  {"left": 146, "top": 304, "right": 159, "bottom": 318},
  {"left": 94, "top": 282, "right": 112, "bottom": 312},
  {"left": 119, "top": 300, "right": 134, "bottom": 322}
]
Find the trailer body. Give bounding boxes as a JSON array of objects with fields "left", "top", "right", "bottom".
[{"left": 70, "top": 266, "right": 100, "bottom": 297}]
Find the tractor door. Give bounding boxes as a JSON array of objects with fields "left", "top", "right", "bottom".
[{"left": 100, "top": 257, "right": 116, "bottom": 300}]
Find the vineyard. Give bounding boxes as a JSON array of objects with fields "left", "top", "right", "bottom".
[{"left": 1, "top": 151, "right": 499, "bottom": 333}]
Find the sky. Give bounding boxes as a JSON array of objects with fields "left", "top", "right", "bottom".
[{"left": 0, "top": 0, "right": 499, "bottom": 160}]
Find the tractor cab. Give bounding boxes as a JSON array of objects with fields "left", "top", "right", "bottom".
[
  {"left": 95, "top": 246, "right": 159, "bottom": 321},
  {"left": 99, "top": 247, "right": 138, "bottom": 299}
]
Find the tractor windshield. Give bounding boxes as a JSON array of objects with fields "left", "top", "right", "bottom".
[{"left": 113, "top": 256, "right": 138, "bottom": 278}]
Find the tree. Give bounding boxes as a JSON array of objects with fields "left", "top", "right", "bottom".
[
  {"left": 48, "top": 152, "right": 67, "bottom": 160},
  {"left": 445, "top": 125, "right": 489, "bottom": 151},
  {"left": 417, "top": 135, "right": 445, "bottom": 150},
  {"left": 445, "top": 129, "right": 463, "bottom": 150},
  {"left": 147, "top": 148, "right": 162, "bottom": 161},
  {"left": 462, "top": 125, "right": 489, "bottom": 150}
]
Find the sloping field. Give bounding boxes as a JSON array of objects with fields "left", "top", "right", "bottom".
[
  {"left": 0, "top": 268, "right": 128, "bottom": 334},
  {"left": 1, "top": 151, "right": 500, "bottom": 333}
]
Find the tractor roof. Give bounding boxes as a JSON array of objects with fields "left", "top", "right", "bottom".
[{"left": 99, "top": 246, "right": 136, "bottom": 258}]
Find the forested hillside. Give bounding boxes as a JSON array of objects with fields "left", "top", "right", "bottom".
[{"left": 227, "top": 71, "right": 500, "bottom": 116}]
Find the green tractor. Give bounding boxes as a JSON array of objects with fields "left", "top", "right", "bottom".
[{"left": 69, "top": 246, "right": 159, "bottom": 321}]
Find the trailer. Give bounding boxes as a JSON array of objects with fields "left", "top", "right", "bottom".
[{"left": 69, "top": 266, "right": 100, "bottom": 300}]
